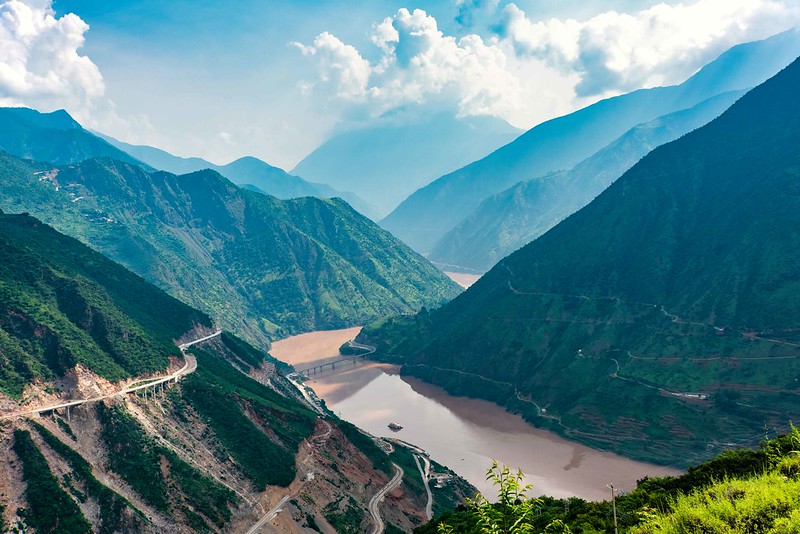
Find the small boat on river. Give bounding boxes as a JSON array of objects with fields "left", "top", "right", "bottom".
[{"left": 388, "top": 422, "right": 403, "bottom": 431}]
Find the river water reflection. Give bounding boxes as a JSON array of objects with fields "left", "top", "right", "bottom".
[{"left": 271, "top": 328, "right": 679, "bottom": 501}]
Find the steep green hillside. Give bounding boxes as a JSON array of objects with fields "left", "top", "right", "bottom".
[
  {"left": 0, "top": 108, "right": 148, "bottom": 168},
  {"left": 381, "top": 30, "right": 800, "bottom": 253},
  {"left": 0, "top": 154, "right": 459, "bottom": 346},
  {"left": 0, "top": 212, "right": 209, "bottom": 396},
  {"left": 0, "top": 214, "right": 466, "bottom": 532},
  {"left": 429, "top": 90, "right": 744, "bottom": 273},
  {"left": 12, "top": 429, "right": 93, "bottom": 533},
  {"left": 361, "top": 56, "right": 800, "bottom": 465}
]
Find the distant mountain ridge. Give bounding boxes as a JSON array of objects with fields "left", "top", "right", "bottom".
[
  {"left": 381, "top": 29, "right": 800, "bottom": 254},
  {"left": 0, "top": 151, "right": 460, "bottom": 347},
  {"left": 428, "top": 89, "right": 746, "bottom": 272},
  {"left": 0, "top": 107, "right": 150, "bottom": 169},
  {"left": 292, "top": 111, "right": 521, "bottom": 216},
  {"left": 360, "top": 54, "right": 800, "bottom": 466},
  {"left": 98, "top": 134, "right": 380, "bottom": 218}
]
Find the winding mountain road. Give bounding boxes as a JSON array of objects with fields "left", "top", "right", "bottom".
[
  {"left": 245, "top": 419, "right": 333, "bottom": 534},
  {"left": 369, "top": 463, "right": 404, "bottom": 534},
  {"left": 0, "top": 330, "right": 220, "bottom": 420},
  {"left": 413, "top": 453, "right": 433, "bottom": 520}
]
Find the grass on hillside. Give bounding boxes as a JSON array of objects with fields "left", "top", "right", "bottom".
[
  {"left": 12, "top": 429, "right": 92, "bottom": 534},
  {"left": 31, "top": 421, "right": 146, "bottom": 533},
  {"left": 180, "top": 335, "right": 316, "bottom": 490},
  {"left": 417, "top": 430, "right": 800, "bottom": 533},
  {"left": 0, "top": 212, "right": 209, "bottom": 397},
  {"left": 97, "top": 403, "right": 235, "bottom": 527}
]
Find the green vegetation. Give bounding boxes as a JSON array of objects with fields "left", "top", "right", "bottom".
[
  {"left": 390, "top": 446, "right": 427, "bottom": 499},
  {"left": 12, "top": 429, "right": 92, "bottom": 534},
  {"left": 363, "top": 57, "right": 800, "bottom": 465},
  {"left": 31, "top": 421, "right": 146, "bottom": 533},
  {"left": 633, "top": 472, "right": 800, "bottom": 533},
  {"left": 419, "top": 431, "right": 800, "bottom": 533},
  {"left": 436, "top": 462, "right": 568, "bottom": 534},
  {"left": 221, "top": 331, "right": 290, "bottom": 373},
  {"left": 97, "top": 403, "right": 170, "bottom": 511},
  {"left": 324, "top": 495, "right": 366, "bottom": 533},
  {"left": 181, "top": 335, "right": 316, "bottom": 489},
  {"left": 305, "top": 513, "right": 322, "bottom": 532},
  {"left": 166, "top": 448, "right": 234, "bottom": 527},
  {"left": 0, "top": 144, "right": 459, "bottom": 347},
  {"left": 0, "top": 211, "right": 209, "bottom": 396},
  {"left": 54, "top": 417, "right": 77, "bottom": 441},
  {"left": 430, "top": 458, "right": 477, "bottom": 518},
  {"left": 335, "top": 418, "right": 393, "bottom": 475},
  {"left": 97, "top": 403, "right": 235, "bottom": 522}
]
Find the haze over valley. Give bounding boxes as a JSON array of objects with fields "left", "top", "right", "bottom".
[{"left": 1, "top": 1, "right": 800, "bottom": 532}]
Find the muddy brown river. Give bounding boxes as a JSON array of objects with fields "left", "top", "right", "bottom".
[{"left": 270, "top": 328, "right": 679, "bottom": 501}]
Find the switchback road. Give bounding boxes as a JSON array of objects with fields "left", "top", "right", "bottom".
[{"left": 369, "top": 463, "right": 403, "bottom": 534}]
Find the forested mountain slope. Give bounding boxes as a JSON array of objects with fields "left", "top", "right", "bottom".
[
  {"left": 0, "top": 154, "right": 460, "bottom": 346},
  {"left": 100, "top": 135, "right": 377, "bottom": 217},
  {"left": 0, "top": 212, "right": 209, "bottom": 397},
  {"left": 0, "top": 214, "right": 467, "bottom": 533},
  {"left": 360, "top": 55, "right": 800, "bottom": 466}
]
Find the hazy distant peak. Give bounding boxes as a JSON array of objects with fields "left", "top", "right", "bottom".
[{"left": 0, "top": 107, "right": 81, "bottom": 131}]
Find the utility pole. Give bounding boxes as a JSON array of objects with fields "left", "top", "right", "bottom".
[{"left": 608, "top": 484, "right": 618, "bottom": 534}]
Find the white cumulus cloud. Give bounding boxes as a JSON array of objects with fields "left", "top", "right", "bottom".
[
  {"left": 0, "top": 0, "right": 105, "bottom": 117},
  {"left": 293, "top": 31, "right": 371, "bottom": 102},
  {"left": 294, "top": 8, "right": 522, "bottom": 122},
  {"left": 498, "top": 0, "right": 800, "bottom": 96}
]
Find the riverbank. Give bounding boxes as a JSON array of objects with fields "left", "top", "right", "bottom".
[{"left": 271, "top": 328, "right": 679, "bottom": 500}]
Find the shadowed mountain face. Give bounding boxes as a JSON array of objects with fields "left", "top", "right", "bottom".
[
  {"left": 0, "top": 153, "right": 460, "bottom": 347},
  {"left": 292, "top": 111, "right": 521, "bottom": 216},
  {"left": 0, "top": 108, "right": 149, "bottom": 168},
  {"left": 381, "top": 29, "right": 800, "bottom": 254},
  {"left": 360, "top": 55, "right": 800, "bottom": 466},
  {"left": 97, "top": 135, "right": 380, "bottom": 219},
  {"left": 428, "top": 90, "right": 746, "bottom": 273}
]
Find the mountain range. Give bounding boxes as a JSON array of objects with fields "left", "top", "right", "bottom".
[
  {"left": 380, "top": 29, "right": 800, "bottom": 256},
  {"left": 428, "top": 89, "right": 745, "bottom": 273},
  {"left": 0, "top": 149, "right": 459, "bottom": 347},
  {"left": 359, "top": 53, "right": 800, "bottom": 466},
  {"left": 292, "top": 111, "right": 521, "bottom": 216},
  {"left": 96, "top": 134, "right": 380, "bottom": 219}
]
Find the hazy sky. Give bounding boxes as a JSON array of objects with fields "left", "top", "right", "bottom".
[{"left": 2, "top": 0, "right": 798, "bottom": 168}]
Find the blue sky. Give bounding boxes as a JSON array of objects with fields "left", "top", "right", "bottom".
[{"left": 3, "top": 0, "right": 798, "bottom": 168}]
